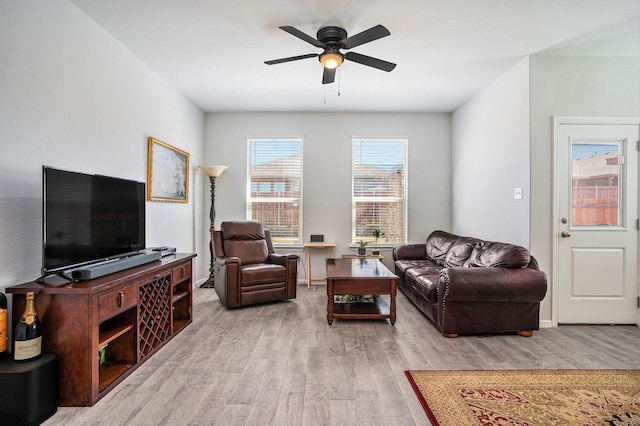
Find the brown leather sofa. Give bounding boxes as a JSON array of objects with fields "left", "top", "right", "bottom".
[
  {"left": 213, "top": 221, "right": 298, "bottom": 308},
  {"left": 393, "top": 230, "right": 547, "bottom": 337}
]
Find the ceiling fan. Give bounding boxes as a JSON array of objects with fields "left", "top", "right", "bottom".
[{"left": 265, "top": 24, "right": 396, "bottom": 84}]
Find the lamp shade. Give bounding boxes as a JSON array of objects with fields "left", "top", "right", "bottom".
[{"left": 198, "top": 165, "right": 228, "bottom": 178}]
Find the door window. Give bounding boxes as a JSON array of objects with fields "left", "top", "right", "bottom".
[{"left": 571, "top": 140, "right": 623, "bottom": 227}]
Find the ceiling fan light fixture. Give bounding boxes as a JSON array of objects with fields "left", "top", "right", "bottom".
[{"left": 319, "top": 51, "right": 343, "bottom": 69}]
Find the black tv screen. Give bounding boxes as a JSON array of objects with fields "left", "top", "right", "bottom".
[{"left": 43, "top": 166, "right": 146, "bottom": 274}]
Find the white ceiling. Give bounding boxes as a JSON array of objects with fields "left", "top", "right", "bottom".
[{"left": 71, "top": 0, "right": 640, "bottom": 113}]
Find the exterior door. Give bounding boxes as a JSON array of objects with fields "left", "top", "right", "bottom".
[{"left": 556, "top": 119, "right": 639, "bottom": 324}]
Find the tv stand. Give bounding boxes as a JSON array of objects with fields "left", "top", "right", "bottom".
[{"left": 7, "top": 253, "right": 195, "bottom": 406}]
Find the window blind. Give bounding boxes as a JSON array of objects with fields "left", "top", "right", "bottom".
[
  {"left": 247, "top": 139, "right": 303, "bottom": 245},
  {"left": 352, "top": 139, "right": 407, "bottom": 245}
]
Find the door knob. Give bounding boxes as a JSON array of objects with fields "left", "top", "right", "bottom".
[{"left": 561, "top": 231, "right": 571, "bottom": 238}]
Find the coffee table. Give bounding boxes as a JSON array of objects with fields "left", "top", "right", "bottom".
[{"left": 325, "top": 258, "right": 397, "bottom": 325}]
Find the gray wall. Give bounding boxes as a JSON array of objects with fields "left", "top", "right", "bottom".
[
  {"left": 451, "top": 58, "right": 530, "bottom": 247},
  {"left": 202, "top": 112, "right": 451, "bottom": 275},
  {"left": 0, "top": 0, "right": 207, "bottom": 297}
]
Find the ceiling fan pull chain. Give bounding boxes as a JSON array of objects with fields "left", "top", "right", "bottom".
[
  {"left": 323, "top": 85, "right": 326, "bottom": 104},
  {"left": 338, "top": 68, "right": 341, "bottom": 97}
]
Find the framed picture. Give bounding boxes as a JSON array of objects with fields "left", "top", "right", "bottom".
[{"left": 147, "top": 137, "right": 190, "bottom": 203}]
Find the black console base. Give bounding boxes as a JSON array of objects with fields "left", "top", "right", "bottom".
[{"left": 0, "top": 354, "right": 58, "bottom": 426}]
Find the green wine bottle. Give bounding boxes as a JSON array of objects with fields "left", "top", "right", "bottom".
[{"left": 13, "top": 292, "right": 43, "bottom": 362}]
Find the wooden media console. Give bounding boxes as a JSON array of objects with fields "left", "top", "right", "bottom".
[{"left": 7, "top": 253, "right": 195, "bottom": 406}]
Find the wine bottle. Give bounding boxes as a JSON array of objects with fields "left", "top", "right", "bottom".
[
  {"left": 0, "top": 290, "right": 7, "bottom": 359},
  {"left": 13, "top": 292, "right": 42, "bottom": 362}
]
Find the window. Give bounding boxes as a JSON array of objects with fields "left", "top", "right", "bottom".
[
  {"left": 571, "top": 141, "right": 622, "bottom": 227},
  {"left": 352, "top": 139, "right": 407, "bottom": 245},
  {"left": 247, "top": 139, "right": 303, "bottom": 245}
]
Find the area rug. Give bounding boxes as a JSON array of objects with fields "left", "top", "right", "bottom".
[{"left": 405, "top": 369, "right": 640, "bottom": 425}]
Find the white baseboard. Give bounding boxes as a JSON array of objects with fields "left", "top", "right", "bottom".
[
  {"left": 539, "top": 319, "right": 555, "bottom": 328},
  {"left": 194, "top": 278, "right": 208, "bottom": 287}
]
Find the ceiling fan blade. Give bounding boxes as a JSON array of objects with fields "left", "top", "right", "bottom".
[
  {"left": 322, "top": 67, "right": 336, "bottom": 84},
  {"left": 341, "top": 24, "right": 390, "bottom": 49},
  {"left": 344, "top": 52, "right": 396, "bottom": 72},
  {"left": 265, "top": 53, "right": 318, "bottom": 65},
  {"left": 279, "top": 26, "right": 324, "bottom": 48}
]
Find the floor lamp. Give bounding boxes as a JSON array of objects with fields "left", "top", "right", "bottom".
[{"left": 198, "top": 165, "right": 228, "bottom": 288}]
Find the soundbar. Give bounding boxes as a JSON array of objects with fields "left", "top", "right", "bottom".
[{"left": 71, "top": 252, "right": 161, "bottom": 280}]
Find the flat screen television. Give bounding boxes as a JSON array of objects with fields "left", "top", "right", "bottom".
[{"left": 42, "top": 166, "right": 146, "bottom": 275}]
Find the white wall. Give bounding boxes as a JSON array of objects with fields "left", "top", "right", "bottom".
[
  {"left": 0, "top": 0, "right": 206, "bottom": 300},
  {"left": 202, "top": 112, "right": 451, "bottom": 275},
  {"left": 451, "top": 57, "right": 531, "bottom": 247},
  {"left": 530, "top": 54, "right": 640, "bottom": 324}
]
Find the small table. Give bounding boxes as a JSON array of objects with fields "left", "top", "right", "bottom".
[
  {"left": 325, "top": 258, "right": 397, "bottom": 325},
  {"left": 303, "top": 242, "right": 336, "bottom": 287}
]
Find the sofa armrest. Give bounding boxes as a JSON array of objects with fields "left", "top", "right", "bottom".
[
  {"left": 268, "top": 253, "right": 299, "bottom": 266},
  {"left": 438, "top": 267, "right": 547, "bottom": 303},
  {"left": 216, "top": 255, "right": 241, "bottom": 266},
  {"left": 214, "top": 256, "right": 242, "bottom": 307},
  {"left": 215, "top": 256, "right": 241, "bottom": 283},
  {"left": 393, "top": 244, "right": 427, "bottom": 261},
  {"left": 268, "top": 253, "right": 298, "bottom": 299}
]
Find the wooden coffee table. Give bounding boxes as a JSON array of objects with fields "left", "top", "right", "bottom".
[{"left": 325, "top": 258, "right": 397, "bottom": 325}]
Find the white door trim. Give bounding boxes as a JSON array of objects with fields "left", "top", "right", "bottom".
[{"left": 552, "top": 116, "right": 640, "bottom": 327}]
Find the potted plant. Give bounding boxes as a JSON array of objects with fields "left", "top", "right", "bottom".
[
  {"left": 357, "top": 240, "right": 368, "bottom": 256},
  {"left": 372, "top": 229, "right": 385, "bottom": 256}
]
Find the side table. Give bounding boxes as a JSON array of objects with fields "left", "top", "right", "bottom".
[
  {"left": 303, "top": 242, "right": 336, "bottom": 287},
  {"left": 0, "top": 354, "right": 58, "bottom": 425}
]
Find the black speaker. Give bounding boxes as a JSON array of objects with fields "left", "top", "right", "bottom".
[{"left": 310, "top": 234, "right": 324, "bottom": 242}]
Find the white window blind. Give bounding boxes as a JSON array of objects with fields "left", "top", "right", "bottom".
[
  {"left": 352, "top": 139, "right": 407, "bottom": 245},
  {"left": 247, "top": 139, "right": 303, "bottom": 245}
]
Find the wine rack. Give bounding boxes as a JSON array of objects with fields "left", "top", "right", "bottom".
[
  {"left": 138, "top": 274, "right": 171, "bottom": 358},
  {"left": 7, "top": 254, "right": 195, "bottom": 406}
]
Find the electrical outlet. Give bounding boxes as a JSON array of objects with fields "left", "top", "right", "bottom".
[{"left": 514, "top": 187, "right": 523, "bottom": 200}]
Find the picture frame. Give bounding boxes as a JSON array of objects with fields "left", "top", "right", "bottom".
[{"left": 147, "top": 136, "right": 190, "bottom": 203}]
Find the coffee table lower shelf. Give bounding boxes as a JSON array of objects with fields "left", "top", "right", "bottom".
[{"left": 329, "top": 296, "right": 393, "bottom": 324}]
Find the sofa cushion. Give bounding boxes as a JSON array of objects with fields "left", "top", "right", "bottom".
[
  {"left": 414, "top": 274, "right": 439, "bottom": 303},
  {"left": 241, "top": 263, "right": 286, "bottom": 286},
  {"left": 221, "top": 220, "right": 269, "bottom": 264},
  {"left": 405, "top": 265, "right": 442, "bottom": 282},
  {"left": 224, "top": 239, "right": 269, "bottom": 265},
  {"left": 443, "top": 238, "right": 479, "bottom": 267},
  {"left": 221, "top": 220, "right": 265, "bottom": 240},
  {"left": 394, "top": 259, "right": 439, "bottom": 277},
  {"left": 463, "top": 241, "right": 531, "bottom": 268},
  {"left": 425, "top": 230, "right": 458, "bottom": 264}
]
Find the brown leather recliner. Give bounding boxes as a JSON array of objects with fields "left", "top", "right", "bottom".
[{"left": 213, "top": 221, "right": 298, "bottom": 308}]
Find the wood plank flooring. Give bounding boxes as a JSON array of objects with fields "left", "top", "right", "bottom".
[{"left": 45, "top": 285, "right": 640, "bottom": 425}]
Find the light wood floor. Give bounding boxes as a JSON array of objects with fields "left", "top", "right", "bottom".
[{"left": 46, "top": 284, "right": 640, "bottom": 425}]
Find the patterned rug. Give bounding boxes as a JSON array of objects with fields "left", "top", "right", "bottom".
[{"left": 405, "top": 369, "right": 640, "bottom": 425}]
